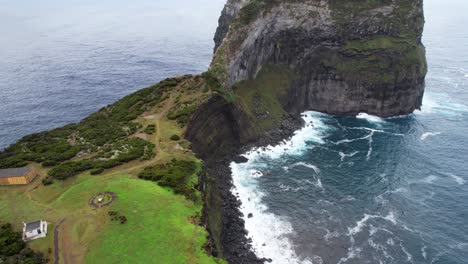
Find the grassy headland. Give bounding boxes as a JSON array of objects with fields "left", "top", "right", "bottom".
[{"left": 0, "top": 74, "right": 226, "bottom": 263}]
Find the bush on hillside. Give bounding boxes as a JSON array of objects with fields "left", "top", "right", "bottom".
[
  {"left": 138, "top": 160, "right": 199, "bottom": 201},
  {"left": 170, "top": 135, "right": 180, "bottom": 141}
]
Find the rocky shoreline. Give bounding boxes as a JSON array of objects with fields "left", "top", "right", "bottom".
[{"left": 200, "top": 114, "right": 303, "bottom": 264}]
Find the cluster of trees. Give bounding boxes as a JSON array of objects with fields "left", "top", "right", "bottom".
[
  {"left": 138, "top": 159, "right": 200, "bottom": 201},
  {"left": 0, "top": 223, "right": 46, "bottom": 264}
]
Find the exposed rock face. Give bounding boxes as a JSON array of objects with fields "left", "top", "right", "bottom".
[
  {"left": 212, "top": 0, "right": 427, "bottom": 117},
  {"left": 188, "top": 1, "right": 427, "bottom": 263},
  {"left": 213, "top": 0, "right": 249, "bottom": 53}
]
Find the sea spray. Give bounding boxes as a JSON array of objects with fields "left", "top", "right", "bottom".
[{"left": 230, "top": 112, "right": 330, "bottom": 263}]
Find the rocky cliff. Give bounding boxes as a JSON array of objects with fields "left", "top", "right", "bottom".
[
  {"left": 212, "top": 0, "right": 427, "bottom": 118},
  {"left": 187, "top": 1, "right": 427, "bottom": 263}
]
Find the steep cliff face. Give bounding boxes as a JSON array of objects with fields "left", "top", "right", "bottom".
[
  {"left": 211, "top": 0, "right": 427, "bottom": 117},
  {"left": 213, "top": 0, "right": 250, "bottom": 53},
  {"left": 187, "top": 2, "right": 427, "bottom": 262}
]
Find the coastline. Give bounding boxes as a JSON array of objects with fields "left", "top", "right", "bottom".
[{"left": 199, "top": 114, "right": 303, "bottom": 263}]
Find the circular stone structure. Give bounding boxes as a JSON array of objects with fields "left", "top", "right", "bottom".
[{"left": 89, "top": 192, "right": 116, "bottom": 209}]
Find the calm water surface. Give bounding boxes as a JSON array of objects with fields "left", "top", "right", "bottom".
[
  {"left": 0, "top": 0, "right": 224, "bottom": 150},
  {"left": 1, "top": 1, "right": 467, "bottom": 264}
]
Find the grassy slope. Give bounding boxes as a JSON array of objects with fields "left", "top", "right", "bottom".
[
  {"left": 0, "top": 76, "right": 224, "bottom": 264},
  {"left": 233, "top": 65, "right": 295, "bottom": 133}
]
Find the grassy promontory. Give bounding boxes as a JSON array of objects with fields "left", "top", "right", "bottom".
[{"left": 0, "top": 74, "right": 227, "bottom": 263}]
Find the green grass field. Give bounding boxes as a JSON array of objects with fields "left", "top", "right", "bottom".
[{"left": 0, "top": 173, "right": 220, "bottom": 264}]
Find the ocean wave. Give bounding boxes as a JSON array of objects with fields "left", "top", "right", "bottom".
[
  {"left": 337, "top": 246, "right": 362, "bottom": 264},
  {"left": 421, "top": 132, "right": 442, "bottom": 140},
  {"left": 356, "top": 113, "right": 386, "bottom": 124},
  {"left": 446, "top": 173, "right": 466, "bottom": 185},
  {"left": 400, "top": 242, "right": 414, "bottom": 262},
  {"left": 347, "top": 212, "right": 397, "bottom": 236},
  {"left": 422, "top": 175, "right": 439, "bottom": 184},
  {"left": 241, "top": 112, "right": 330, "bottom": 161},
  {"left": 228, "top": 112, "right": 336, "bottom": 263},
  {"left": 231, "top": 161, "right": 313, "bottom": 263},
  {"left": 339, "top": 151, "right": 359, "bottom": 161},
  {"left": 289, "top": 162, "right": 321, "bottom": 174},
  {"left": 419, "top": 94, "right": 468, "bottom": 117}
]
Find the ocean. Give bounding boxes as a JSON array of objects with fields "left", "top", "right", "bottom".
[
  {"left": 231, "top": 1, "right": 468, "bottom": 263},
  {"left": 1, "top": 1, "right": 467, "bottom": 264},
  {"left": 0, "top": 0, "right": 225, "bottom": 150}
]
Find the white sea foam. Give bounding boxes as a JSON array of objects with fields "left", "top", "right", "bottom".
[
  {"left": 347, "top": 212, "right": 397, "bottom": 236},
  {"left": 400, "top": 242, "right": 414, "bottom": 262},
  {"left": 421, "top": 245, "right": 428, "bottom": 259},
  {"left": 250, "top": 169, "right": 264, "bottom": 178},
  {"left": 339, "top": 151, "right": 359, "bottom": 161},
  {"left": 332, "top": 128, "right": 380, "bottom": 161},
  {"left": 231, "top": 162, "right": 312, "bottom": 264},
  {"left": 447, "top": 173, "right": 466, "bottom": 185},
  {"left": 421, "top": 132, "right": 442, "bottom": 140},
  {"left": 356, "top": 113, "right": 386, "bottom": 124},
  {"left": 337, "top": 247, "right": 362, "bottom": 264},
  {"left": 229, "top": 112, "right": 329, "bottom": 263},
  {"left": 240, "top": 112, "right": 330, "bottom": 161},
  {"left": 290, "top": 162, "right": 321, "bottom": 174},
  {"left": 419, "top": 93, "right": 468, "bottom": 117},
  {"left": 422, "top": 175, "right": 439, "bottom": 184}
]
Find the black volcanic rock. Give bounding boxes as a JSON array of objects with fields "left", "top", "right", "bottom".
[{"left": 233, "top": 155, "right": 249, "bottom": 163}]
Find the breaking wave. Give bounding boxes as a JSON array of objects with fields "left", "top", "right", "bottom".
[{"left": 230, "top": 111, "right": 329, "bottom": 263}]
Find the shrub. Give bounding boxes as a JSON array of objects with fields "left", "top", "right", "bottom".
[
  {"left": 143, "top": 124, "right": 156, "bottom": 135},
  {"left": 138, "top": 160, "right": 199, "bottom": 201},
  {"left": 42, "top": 160, "right": 58, "bottom": 167},
  {"left": 90, "top": 168, "right": 104, "bottom": 175},
  {"left": 170, "top": 135, "right": 180, "bottom": 141},
  {"left": 48, "top": 160, "right": 94, "bottom": 180},
  {"left": 108, "top": 212, "right": 127, "bottom": 224},
  {"left": 167, "top": 105, "right": 197, "bottom": 126},
  {"left": 42, "top": 177, "right": 54, "bottom": 186}
]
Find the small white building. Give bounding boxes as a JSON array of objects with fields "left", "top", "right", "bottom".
[{"left": 23, "top": 220, "right": 48, "bottom": 241}]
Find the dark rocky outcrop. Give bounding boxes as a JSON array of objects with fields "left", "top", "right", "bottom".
[{"left": 212, "top": 0, "right": 427, "bottom": 117}]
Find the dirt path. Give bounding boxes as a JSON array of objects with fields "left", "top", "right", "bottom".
[{"left": 54, "top": 219, "right": 66, "bottom": 264}]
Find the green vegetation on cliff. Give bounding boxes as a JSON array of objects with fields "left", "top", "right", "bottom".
[
  {"left": 338, "top": 36, "right": 427, "bottom": 85},
  {"left": 234, "top": 65, "right": 295, "bottom": 133}
]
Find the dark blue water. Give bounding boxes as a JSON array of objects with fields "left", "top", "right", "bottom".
[
  {"left": 231, "top": 1, "right": 468, "bottom": 263},
  {"left": 1, "top": 1, "right": 468, "bottom": 264},
  {"left": 0, "top": 0, "right": 225, "bottom": 150}
]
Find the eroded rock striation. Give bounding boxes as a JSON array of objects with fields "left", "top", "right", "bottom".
[
  {"left": 188, "top": 1, "right": 427, "bottom": 263},
  {"left": 213, "top": 0, "right": 427, "bottom": 118}
]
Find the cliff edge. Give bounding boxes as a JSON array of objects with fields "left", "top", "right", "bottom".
[
  {"left": 213, "top": 0, "right": 427, "bottom": 117},
  {"left": 188, "top": 0, "right": 427, "bottom": 157},
  {"left": 187, "top": 1, "right": 427, "bottom": 263}
]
